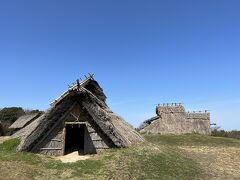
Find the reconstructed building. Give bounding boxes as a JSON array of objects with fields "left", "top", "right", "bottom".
[
  {"left": 12, "top": 75, "right": 144, "bottom": 156},
  {"left": 138, "top": 103, "right": 211, "bottom": 135}
]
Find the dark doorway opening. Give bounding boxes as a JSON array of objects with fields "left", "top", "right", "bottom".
[{"left": 65, "top": 124, "right": 85, "bottom": 155}]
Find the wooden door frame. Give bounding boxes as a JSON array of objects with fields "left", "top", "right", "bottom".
[{"left": 63, "top": 122, "right": 87, "bottom": 155}]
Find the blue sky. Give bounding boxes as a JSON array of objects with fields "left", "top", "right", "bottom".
[{"left": 0, "top": 0, "right": 239, "bottom": 130}]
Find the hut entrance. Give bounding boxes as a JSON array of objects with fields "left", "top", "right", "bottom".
[{"left": 65, "top": 122, "right": 86, "bottom": 155}]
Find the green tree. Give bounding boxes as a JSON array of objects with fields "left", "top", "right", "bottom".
[{"left": 0, "top": 107, "right": 25, "bottom": 135}]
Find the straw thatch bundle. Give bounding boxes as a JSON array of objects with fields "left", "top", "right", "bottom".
[{"left": 9, "top": 113, "right": 40, "bottom": 130}]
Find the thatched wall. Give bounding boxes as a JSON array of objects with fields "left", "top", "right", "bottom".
[
  {"left": 139, "top": 105, "right": 211, "bottom": 135},
  {"left": 185, "top": 112, "right": 211, "bottom": 134}
]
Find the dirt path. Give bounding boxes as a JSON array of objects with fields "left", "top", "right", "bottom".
[
  {"left": 0, "top": 136, "right": 11, "bottom": 144},
  {"left": 55, "top": 151, "right": 93, "bottom": 163}
]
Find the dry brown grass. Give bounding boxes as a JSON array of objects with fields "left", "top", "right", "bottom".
[{"left": 180, "top": 146, "right": 240, "bottom": 179}]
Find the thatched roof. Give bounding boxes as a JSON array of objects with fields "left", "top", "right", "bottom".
[
  {"left": 156, "top": 105, "right": 185, "bottom": 115},
  {"left": 137, "top": 116, "right": 159, "bottom": 130},
  {"left": 139, "top": 104, "right": 211, "bottom": 134},
  {"left": 13, "top": 76, "right": 144, "bottom": 152},
  {"left": 9, "top": 113, "right": 40, "bottom": 129},
  {"left": 186, "top": 112, "right": 210, "bottom": 120}
]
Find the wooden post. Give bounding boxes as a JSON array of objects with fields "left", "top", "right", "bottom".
[
  {"left": 62, "top": 126, "right": 66, "bottom": 155},
  {"left": 88, "top": 73, "right": 95, "bottom": 79},
  {"left": 77, "top": 79, "right": 80, "bottom": 89}
]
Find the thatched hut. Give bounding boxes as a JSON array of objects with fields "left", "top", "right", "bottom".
[
  {"left": 12, "top": 75, "right": 144, "bottom": 156},
  {"left": 138, "top": 103, "right": 211, "bottom": 135},
  {"left": 9, "top": 113, "right": 40, "bottom": 134}
]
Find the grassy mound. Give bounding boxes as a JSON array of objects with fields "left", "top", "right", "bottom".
[{"left": 0, "top": 134, "right": 240, "bottom": 179}]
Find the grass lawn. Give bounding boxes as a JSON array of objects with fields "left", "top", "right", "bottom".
[{"left": 0, "top": 134, "right": 240, "bottom": 180}]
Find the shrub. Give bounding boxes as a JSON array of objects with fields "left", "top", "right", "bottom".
[
  {"left": 211, "top": 127, "right": 240, "bottom": 139},
  {"left": 0, "top": 107, "right": 25, "bottom": 135}
]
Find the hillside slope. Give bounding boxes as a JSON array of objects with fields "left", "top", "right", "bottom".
[{"left": 0, "top": 134, "right": 240, "bottom": 179}]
